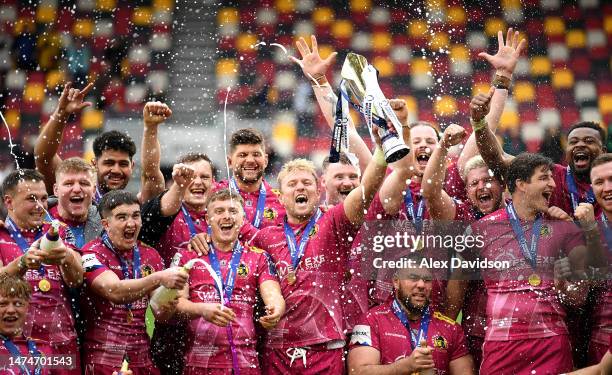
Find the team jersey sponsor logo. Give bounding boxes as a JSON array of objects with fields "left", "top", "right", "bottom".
[
  {"left": 141, "top": 264, "right": 154, "bottom": 277},
  {"left": 271, "top": 189, "right": 281, "bottom": 196},
  {"left": 263, "top": 207, "right": 277, "bottom": 220},
  {"left": 82, "top": 253, "right": 103, "bottom": 273},
  {"left": 540, "top": 224, "right": 552, "bottom": 237},
  {"left": 249, "top": 245, "right": 264, "bottom": 253},
  {"left": 309, "top": 224, "right": 318, "bottom": 237},
  {"left": 350, "top": 324, "right": 372, "bottom": 346},
  {"left": 433, "top": 335, "right": 448, "bottom": 350},
  {"left": 237, "top": 262, "right": 249, "bottom": 277}
]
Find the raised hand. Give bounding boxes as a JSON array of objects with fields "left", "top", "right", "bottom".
[
  {"left": 54, "top": 82, "right": 94, "bottom": 119},
  {"left": 478, "top": 28, "right": 526, "bottom": 78},
  {"left": 143, "top": 101, "right": 172, "bottom": 128},
  {"left": 171, "top": 163, "right": 196, "bottom": 189},
  {"left": 470, "top": 87, "right": 495, "bottom": 121},
  {"left": 389, "top": 99, "right": 409, "bottom": 127},
  {"left": 289, "top": 35, "right": 338, "bottom": 80},
  {"left": 441, "top": 124, "right": 467, "bottom": 149}
]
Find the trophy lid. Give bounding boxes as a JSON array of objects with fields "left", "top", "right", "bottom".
[{"left": 341, "top": 53, "right": 368, "bottom": 101}]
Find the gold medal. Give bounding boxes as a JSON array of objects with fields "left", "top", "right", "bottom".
[
  {"left": 528, "top": 273, "right": 541, "bottom": 287},
  {"left": 287, "top": 271, "right": 297, "bottom": 285},
  {"left": 38, "top": 279, "right": 51, "bottom": 292},
  {"left": 126, "top": 309, "right": 134, "bottom": 324}
]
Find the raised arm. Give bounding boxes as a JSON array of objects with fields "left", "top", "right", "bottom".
[
  {"left": 34, "top": 82, "right": 93, "bottom": 192},
  {"left": 422, "top": 124, "right": 467, "bottom": 220},
  {"left": 159, "top": 163, "right": 195, "bottom": 216},
  {"left": 140, "top": 101, "right": 172, "bottom": 203},
  {"left": 291, "top": 35, "right": 372, "bottom": 172}
]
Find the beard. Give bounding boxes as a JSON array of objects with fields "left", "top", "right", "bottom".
[
  {"left": 569, "top": 163, "right": 591, "bottom": 182},
  {"left": 398, "top": 291, "right": 430, "bottom": 316},
  {"left": 234, "top": 167, "right": 264, "bottom": 185}
]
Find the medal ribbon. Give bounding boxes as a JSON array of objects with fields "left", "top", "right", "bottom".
[
  {"left": 5, "top": 218, "right": 46, "bottom": 278},
  {"left": 180, "top": 204, "right": 199, "bottom": 238},
  {"left": 101, "top": 231, "right": 141, "bottom": 314},
  {"left": 601, "top": 214, "right": 612, "bottom": 252},
  {"left": 230, "top": 178, "right": 267, "bottom": 228},
  {"left": 403, "top": 189, "right": 425, "bottom": 234},
  {"left": 283, "top": 209, "right": 323, "bottom": 273},
  {"left": 329, "top": 81, "right": 350, "bottom": 163},
  {"left": 566, "top": 167, "right": 595, "bottom": 211},
  {"left": 207, "top": 241, "right": 244, "bottom": 375},
  {"left": 506, "top": 202, "right": 542, "bottom": 269},
  {"left": 0, "top": 335, "right": 43, "bottom": 375},
  {"left": 391, "top": 298, "right": 431, "bottom": 351},
  {"left": 94, "top": 185, "right": 104, "bottom": 205}
]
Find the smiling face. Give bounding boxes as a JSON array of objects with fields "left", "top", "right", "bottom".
[
  {"left": 0, "top": 295, "right": 28, "bottom": 338},
  {"left": 280, "top": 169, "right": 321, "bottom": 223},
  {"left": 393, "top": 265, "right": 433, "bottom": 314},
  {"left": 3, "top": 180, "right": 47, "bottom": 230},
  {"left": 518, "top": 165, "right": 556, "bottom": 214},
  {"left": 94, "top": 149, "right": 134, "bottom": 191},
  {"left": 102, "top": 203, "right": 141, "bottom": 251},
  {"left": 566, "top": 127, "right": 604, "bottom": 178},
  {"left": 229, "top": 144, "right": 268, "bottom": 185},
  {"left": 183, "top": 159, "right": 214, "bottom": 212},
  {"left": 466, "top": 166, "right": 503, "bottom": 215},
  {"left": 409, "top": 125, "right": 439, "bottom": 174},
  {"left": 322, "top": 162, "right": 359, "bottom": 206},
  {"left": 591, "top": 160, "right": 612, "bottom": 214},
  {"left": 206, "top": 198, "right": 245, "bottom": 247},
  {"left": 54, "top": 170, "right": 95, "bottom": 222}
]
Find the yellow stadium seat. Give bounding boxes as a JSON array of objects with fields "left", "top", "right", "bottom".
[
  {"left": 236, "top": 33, "right": 258, "bottom": 52},
  {"left": 216, "top": 59, "right": 238, "bottom": 76},
  {"left": 530, "top": 56, "right": 551, "bottom": 76},
  {"left": 73, "top": 19, "right": 94, "bottom": 37},
  {"left": 312, "top": 7, "right": 334, "bottom": 25},
  {"left": 317, "top": 45, "right": 334, "bottom": 60},
  {"left": 425, "top": 0, "right": 445, "bottom": 11},
  {"left": 4, "top": 110, "right": 20, "bottom": 131},
  {"left": 514, "top": 82, "right": 535, "bottom": 103},
  {"left": 83, "top": 150, "right": 95, "bottom": 163},
  {"left": 96, "top": 0, "right": 116, "bottom": 12},
  {"left": 372, "top": 32, "right": 392, "bottom": 52},
  {"left": 408, "top": 19, "right": 428, "bottom": 38},
  {"left": 430, "top": 32, "right": 449, "bottom": 51},
  {"left": 350, "top": 0, "right": 371, "bottom": 12},
  {"left": 605, "top": 16, "right": 612, "bottom": 34},
  {"left": 36, "top": 5, "right": 56, "bottom": 24},
  {"left": 544, "top": 17, "right": 565, "bottom": 36},
  {"left": 499, "top": 111, "right": 520, "bottom": 130},
  {"left": 275, "top": 0, "right": 294, "bottom": 13},
  {"left": 501, "top": 0, "right": 521, "bottom": 10},
  {"left": 132, "top": 7, "right": 152, "bottom": 26},
  {"left": 599, "top": 94, "right": 612, "bottom": 115},
  {"left": 411, "top": 58, "right": 431, "bottom": 75},
  {"left": 450, "top": 45, "right": 469, "bottom": 61},
  {"left": 153, "top": 0, "right": 174, "bottom": 11},
  {"left": 272, "top": 122, "right": 296, "bottom": 143},
  {"left": 399, "top": 96, "right": 418, "bottom": 116},
  {"left": 434, "top": 96, "right": 457, "bottom": 117},
  {"left": 217, "top": 8, "right": 239, "bottom": 25},
  {"left": 46, "top": 70, "right": 65, "bottom": 90},
  {"left": 552, "top": 68, "right": 574, "bottom": 89},
  {"left": 446, "top": 6, "right": 466, "bottom": 25},
  {"left": 566, "top": 30, "right": 586, "bottom": 48},
  {"left": 23, "top": 83, "right": 45, "bottom": 103},
  {"left": 13, "top": 18, "right": 35, "bottom": 35},
  {"left": 372, "top": 56, "right": 394, "bottom": 77},
  {"left": 472, "top": 83, "right": 490, "bottom": 96},
  {"left": 82, "top": 109, "right": 105, "bottom": 130},
  {"left": 331, "top": 20, "right": 353, "bottom": 39},
  {"left": 485, "top": 18, "right": 506, "bottom": 37}
]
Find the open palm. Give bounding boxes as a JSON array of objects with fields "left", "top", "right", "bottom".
[
  {"left": 478, "top": 28, "right": 526, "bottom": 77},
  {"left": 290, "top": 35, "right": 337, "bottom": 78}
]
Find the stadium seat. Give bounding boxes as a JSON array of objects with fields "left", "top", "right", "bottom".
[
  {"left": 552, "top": 68, "right": 574, "bottom": 89},
  {"left": 132, "top": 7, "right": 153, "bottom": 27},
  {"left": 97, "top": 0, "right": 116, "bottom": 12},
  {"left": 566, "top": 29, "right": 586, "bottom": 48},
  {"left": 530, "top": 56, "right": 552, "bottom": 76},
  {"left": 447, "top": 6, "right": 466, "bottom": 26},
  {"left": 599, "top": 94, "right": 612, "bottom": 115},
  {"left": 499, "top": 110, "right": 520, "bottom": 130},
  {"left": 81, "top": 109, "right": 104, "bottom": 131},
  {"left": 514, "top": 82, "right": 536, "bottom": 102},
  {"left": 372, "top": 56, "right": 394, "bottom": 77},
  {"left": 372, "top": 32, "right": 392, "bottom": 52},
  {"left": 36, "top": 4, "right": 56, "bottom": 24},
  {"left": 548, "top": 43, "right": 569, "bottom": 61},
  {"left": 434, "top": 96, "right": 457, "bottom": 117},
  {"left": 73, "top": 19, "right": 94, "bottom": 38},
  {"left": 312, "top": 7, "right": 334, "bottom": 26},
  {"left": 23, "top": 82, "right": 44, "bottom": 104},
  {"left": 485, "top": 18, "right": 507, "bottom": 37},
  {"left": 574, "top": 81, "right": 598, "bottom": 104}
]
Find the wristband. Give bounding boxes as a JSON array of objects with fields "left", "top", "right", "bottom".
[
  {"left": 492, "top": 74, "right": 511, "bottom": 90},
  {"left": 311, "top": 74, "right": 328, "bottom": 86},
  {"left": 372, "top": 147, "right": 387, "bottom": 166},
  {"left": 18, "top": 255, "right": 27, "bottom": 270},
  {"left": 470, "top": 117, "right": 487, "bottom": 132}
]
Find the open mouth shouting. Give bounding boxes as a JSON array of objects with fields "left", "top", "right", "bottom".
[
  {"left": 572, "top": 150, "right": 591, "bottom": 170},
  {"left": 295, "top": 194, "right": 309, "bottom": 208},
  {"left": 123, "top": 227, "right": 137, "bottom": 243},
  {"left": 416, "top": 151, "right": 431, "bottom": 168},
  {"left": 218, "top": 221, "right": 235, "bottom": 236},
  {"left": 189, "top": 187, "right": 206, "bottom": 199},
  {"left": 542, "top": 190, "right": 553, "bottom": 203}
]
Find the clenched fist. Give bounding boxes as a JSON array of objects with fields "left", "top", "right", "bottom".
[
  {"left": 440, "top": 124, "right": 467, "bottom": 149},
  {"left": 143, "top": 101, "right": 172, "bottom": 128}
]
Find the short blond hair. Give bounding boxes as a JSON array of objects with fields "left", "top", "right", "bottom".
[
  {"left": 277, "top": 159, "right": 318, "bottom": 188},
  {"left": 55, "top": 157, "right": 95, "bottom": 181},
  {"left": 461, "top": 155, "right": 489, "bottom": 183}
]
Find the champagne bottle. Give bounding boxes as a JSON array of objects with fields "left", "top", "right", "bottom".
[
  {"left": 420, "top": 339, "right": 435, "bottom": 375},
  {"left": 149, "top": 258, "right": 202, "bottom": 310},
  {"left": 40, "top": 220, "right": 62, "bottom": 251},
  {"left": 118, "top": 353, "right": 129, "bottom": 375}
]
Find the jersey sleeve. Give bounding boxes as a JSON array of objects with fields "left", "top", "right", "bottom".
[
  {"left": 349, "top": 312, "right": 379, "bottom": 351},
  {"left": 444, "top": 161, "right": 467, "bottom": 202},
  {"left": 254, "top": 250, "right": 278, "bottom": 285},
  {"left": 329, "top": 203, "right": 361, "bottom": 255},
  {"left": 82, "top": 248, "right": 108, "bottom": 284},
  {"left": 448, "top": 321, "right": 470, "bottom": 361},
  {"left": 139, "top": 190, "right": 178, "bottom": 247}
]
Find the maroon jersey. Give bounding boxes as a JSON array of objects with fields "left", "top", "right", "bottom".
[
  {"left": 244, "top": 203, "right": 359, "bottom": 348},
  {"left": 157, "top": 205, "right": 207, "bottom": 267},
  {"left": 550, "top": 163, "right": 601, "bottom": 216},
  {"left": 591, "top": 215, "right": 612, "bottom": 349},
  {"left": 215, "top": 179, "right": 285, "bottom": 229},
  {"left": 444, "top": 161, "right": 467, "bottom": 202},
  {"left": 0, "top": 336, "right": 52, "bottom": 375},
  {"left": 0, "top": 226, "right": 77, "bottom": 347},
  {"left": 178, "top": 246, "right": 277, "bottom": 370},
  {"left": 81, "top": 239, "right": 163, "bottom": 367},
  {"left": 349, "top": 301, "right": 469, "bottom": 375},
  {"left": 470, "top": 208, "right": 584, "bottom": 341}
]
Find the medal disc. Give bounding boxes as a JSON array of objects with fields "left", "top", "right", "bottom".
[
  {"left": 126, "top": 309, "right": 134, "bottom": 324},
  {"left": 38, "top": 279, "right": 51, "bottom": 292},
  {"left": 528, "top": 273, "right": 541, "bottom": 287},
  {"left": 287, "top": 272, "right": 297, "bottom": 285}
]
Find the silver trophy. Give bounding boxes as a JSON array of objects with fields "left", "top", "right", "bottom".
[{"left": 341, "top": 53, "right": 410, "bottom": 163}]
